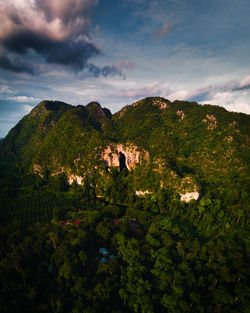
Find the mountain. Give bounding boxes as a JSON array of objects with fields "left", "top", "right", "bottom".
[
  {"left": 1, "top": 96, "right": 249, "bottom": 200},
  {"left": 0, "top": 97, "right": 249, "bottom": 313}
]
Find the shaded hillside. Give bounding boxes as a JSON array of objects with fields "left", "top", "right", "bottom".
[{"left": 0, "top": 100, "right": 72, "bottom": 167}]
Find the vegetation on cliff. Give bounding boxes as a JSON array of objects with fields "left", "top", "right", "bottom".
[{"left": 0, "top": 97, "right": 249, "bottom": 312}]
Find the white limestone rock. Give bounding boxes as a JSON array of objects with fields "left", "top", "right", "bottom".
[{"left": 180, "top": 192, "right": 199, "bottom": 203}]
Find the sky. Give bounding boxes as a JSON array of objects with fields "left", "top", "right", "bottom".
[{"left": 0, "top": 0, "right": 250, "bottom": 137}]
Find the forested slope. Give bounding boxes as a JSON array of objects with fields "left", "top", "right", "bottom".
[{"left": 0, "top": 97, "right": 249, "bottom": 313}]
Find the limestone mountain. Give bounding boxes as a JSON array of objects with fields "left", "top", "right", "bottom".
[
  {"left": 1, "top": 97, "right": 249, "bottom": 313},
  {"left": 0, "top": 97, "right": 249, "bottom": 200}
]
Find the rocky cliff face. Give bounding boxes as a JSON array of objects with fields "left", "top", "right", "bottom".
[
  {"left": 68, "top": 174, "right": 84, "bottom": 185},
  {"left": 101, "top": 143, "right": 149, "bottom": 171}
]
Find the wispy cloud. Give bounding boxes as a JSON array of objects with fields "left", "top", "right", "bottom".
[
  {"left": 115, "top": 61, "right": 135, "bottom": 70},
  {"left": 166, "top": 76, "right": 250, "bottom": 102},
  {"left": 167, "top": 87, "right": 209, "bottom": 102},
  {"left": 201, "top": 91, "right": 250, "bottom": 114},
  {"left": 0, "top": 85, "right": 15, "bottom": 94},
  {"left": 107, "top": 75, "right": 250, "bottom": 114},
  {"left": 0, "top": 98, "right": 38, "bottom": 136},
  {"left": 233, "top": 76, "right": 250, "bottom": 91},
  {"left": 119, "top": 84, "right": 163, "bottom": 98},
  {"left": 87, "top": 61, "right": 135, "bottom": 78},
  {"left": 152, "top": 22, "right": 171, "bottom": 41},
  {"left": 6, "top": 95, "right": 40, "bottom": 103},
  {"left": 23, "top": 104, "right": 34, "bottom": 113}
]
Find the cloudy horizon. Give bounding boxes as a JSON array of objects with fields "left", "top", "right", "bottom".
[{"left": 0, "top": 0, "right": 250, "bottom": 137}]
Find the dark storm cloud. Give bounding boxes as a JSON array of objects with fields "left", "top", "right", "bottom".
[
  {"left": 2, "top": 30, "right": 54, "bottom": 54},
  {"left": 0, "top": 0, "right": 100, "bottom": 72},
  {"left": 45, "top": 40, "right": 100, "bottom": 69},
  {"left": 0, "top": 54, "right": 35, "bottom": 74},
  {"left": 1, "top": 30, "right": 100, "bottom": 70}
]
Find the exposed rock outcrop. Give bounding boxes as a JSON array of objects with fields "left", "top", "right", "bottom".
[
  {"left": 101, "top": 143, "right": 149, "bottom": 171},
  {"left": 34, "top": 164, "right": 42, "bottom": 173},
  {"left": 152, "top": 98, "right": 169, "bottom": 109},
  {"left": 116, "top": 97, "right": 170, "bottom": 118},
  {"left": 136, "top": 190, "right": 152, "bottom": 196},
  {"left": 202, "top": 114, "right": 217, "bottom": 130},
  {"left": 180, "top": 192, "right": 199, "bottom": 202},
  {"left": 176, "top": 110, "right": 185, "bottom": 120},
  {"left": 131, "top": 97, "right": 169, "bottom": 109},
  {"left": 68, "top": 175, "right": 84, "bottom": 185},
  {"left": 33, "top": 164, "right": 43, "bottom": 177}
]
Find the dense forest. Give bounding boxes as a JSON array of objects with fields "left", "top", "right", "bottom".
[{"left": 0, "top": 97, "right": 249, "bottom": 312}]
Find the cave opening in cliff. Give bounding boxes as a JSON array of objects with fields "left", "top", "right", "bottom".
[
  {"left": 104, "top": 160, "right": 109, "bottom": 172},
  {"left": 119, "top": 152, "right": 127, "bottom": 172}
]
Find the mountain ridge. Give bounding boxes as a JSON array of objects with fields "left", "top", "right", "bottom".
[
  {"left": 0, "top": 97, "right": 249, "bottom": 313},
  {"left": 0, "top": 96, "right": 249, "bottom": 201}
]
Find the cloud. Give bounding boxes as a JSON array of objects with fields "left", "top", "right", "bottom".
[
  {"left": 117, "top": 83, "right": 210, "bottom": 102},
  {"left": 0, "top": 85, "right": 39, "bottom": 106},
  {"left": 201, "top": 91, "right": 250, "bottom": 114},
  {"left": 87, "top": 63, "right": 123, "bottom": 78},
  {"left": 167, "top": 88, "right": 208, "bottom": 102},
  {"left": 152, "top": 22, "right": 171, "bottom": 40},
  {"left": 1, "top": 0, "right": 98, "bottom": 40},
  {"left": 114, "top": 61, "right": 136, "bottom": 70},
  {"left": 166, "top": 75, "right": 250, "bottom": 102},
  {"left": 0, "top": 85, "right": 15, "bottom": 94},
  {"left": 233, "top": 75, "right": 250, "bottom": 91},
  {"left": 111, "top": 75, "right": 250, "bottom": 114},
  {"left": 0, "top": 54, "right": 35, "bottom": 74},
  {"left": 23, "top": 104, "right": 33, "bottom": 113},
  {"left": 0, "top": 0, "right": 100, "bottom": 71},
  {"left": 119, "top": 84, "right": 163, "bottom": 98},
  {"left": 87, "top": 61, "right": 135, "bottom": 78},
  {"left": 163, "top": 75, "right": 250, "bottom": 114},
  {"left": 6, "top": 95, "right": 40, "bottom": 103},
  {"left": 0, "top": 98, "right": 38, "bottom": 137}
]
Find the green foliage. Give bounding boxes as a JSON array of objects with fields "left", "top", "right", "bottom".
[
  {"left": 0, "top": 175, "right": 249, "bottom": 313},
  {"left": 0, "top": 97, "right": 249, "bottom": 312}
]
